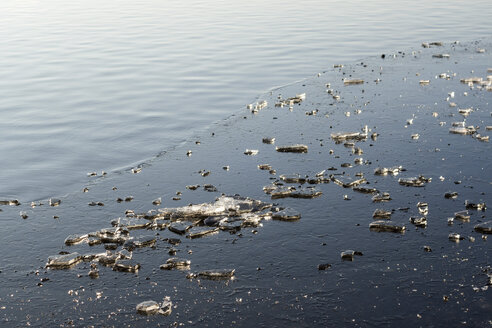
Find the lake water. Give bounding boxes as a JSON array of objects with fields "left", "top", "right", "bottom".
[
  {"left": 1, "top": 0, "right": 492, "bottom": 201},
  {"left": 0, "top": 2, "right": 491, "bottom": 325}
]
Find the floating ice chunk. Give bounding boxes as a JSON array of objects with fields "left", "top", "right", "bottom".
[
  {"left": 159, "top": 195, "right": 271, "bottom": 220},
  {"left": 113, "top": 260, "right": 140, "bottom": 273},
  {"left": 49, "top": 198, "right": 61, "bottom": 207},
  {"left": 454, "top": 210, "right": 470, "bottom": 222},
  {"left": 448, "top": 233, "right": 462, "bottom": 242},
  {"left": 318, "top": 263, "right": 331, "bottom": 270},
  {"left": 123, "top": 236, "right": 156, "bottom": 250},
  {"left": 419, "top": 80, "right": 430, "bottom": 85},
  {"left": 409, "top": 216, "right": 427, "bottom": 227},
  {"left": 136, "top": 298, "right": 172, "bottom": 316},
  {"left": 449, "top": 125, "right": 476, "bottom": 135},
  {"left": 343, "top": 79, "right": 364, "bottom": 85},
  {"left": 272, "top": 208, "right": 301, "bottom": 221},
  {"left": 186, "top": 227, "right": 219, "bottom": 239},
  {"left": 258, "top": 164, "right": 272, "bottom": 170},
  {"left": 373, "top": 209, "right": 392, "bottom": 219},
  {"left": 111, "top": 218, "right": 151, "bottom": 230},
  {"left": 372, "top": 192, "right": 391, "bottom": 202},
  {"left": 474, "top": 221, "right": 492, "bottom": 234},
  {"left": 46, "top": 253, "right": 82, "bottom": 268},
  {"left": 276, "top": 144, "right": 308, "bottom": 153},
  {"left": 475, "top": 134, "right": 489, "bottom": 142},
  {"left": 340, "top": 250, "right": 363, "bottom": 260},
  {"left": 417, "top": 202, "right": 429, "bottom": 215},
  {"left": 398, "top": 175, "right": 431, "bottom": 187},
  {"left": 369, "top": 221, "right": 405, "bottom": 233},
  {"left": 465, "top": 201, "right": 486, "bottom": 211},
  {"left": 411, "top": 134, "right": 420, "bottom": 140},
  {"left": 444, "top": 191, "right": 458, "bottom": 199},
  {"left": 266, "top": 185, "right": 322, "bottom": 199},
  {"left": 460, "top": 77, "right": 483, "bottom": 84},
  {"left": 331, "top": 176, "right": 366, "bottom": 188},
  {"left": 152, "top": 197, "right": 162, "bottom": 205},
  {"left": 64, "top": 234, "right": 89, "bottom": 245},
  {"left": 88, "top": 263, "right": 99, "bottom": 278},
  {"left": 331, "top": 132, "right": 367, "bottom": 142},
  {"left": 458, "top": 108, "right": 473, "bottom": 116},
  {"left": 353, "top": 186, "right": 379, "bottom": 194},
  {"left": 280, "top": 174, "right": 307, "bottom": 184},
  {"left": 374, "top": 166, "right": 404, "bottom": 175},
  {"left": 244, "top": 149, "right": 258, "bottom": 155},
  {"left": 160, "top": 258, "right": 191, "bottom": 270},
  {"left": 432, "top": 54, "right": 450, "bottom": 58},
  {"left": 0, "top": 199, "right": 20, "bottom": 206},
  {"left": 197, "top": 269, "right": 235, "bottom": 279},
  {"left": 262, "top": 137, "right": 275, "bottom": 144}
]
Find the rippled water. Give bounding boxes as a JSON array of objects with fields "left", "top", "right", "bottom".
[{"left": 1, "top": 0, "right": 491, "bottom": 200}]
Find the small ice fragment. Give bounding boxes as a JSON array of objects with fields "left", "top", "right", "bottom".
[
  {"left": 275, "top": 145, "right": 308, "bottom": 153},
  {"left": 458, "top": 108, "right": 473, "bottom": 116},
  {"left": 113, "top": 260, "right": 140, "bottom": 273},
  {"left": 474, "top": 221, "right": 492, "bottom": 234},
  {"left": 398, "top": 175, "right": 431, "bottom": 187},
  {"left": 331, "top": 132, "right": 367, "bottom": 142},
  {"left": 19, "top": 211, "right": 28, "bottom": 219},
  {"left": 448, "top": 233, "right": 461, "bottom": 242},
  {"left": 372, "top": 209, "right": 392, "bottom": 219},
  {"left": 318, "top": 263, "right": 331, "bottom": 270},
  {"left": 417, "top": 202, "right": 429, "bottom": 215},
  {"left": 65, "top": 234, "right": 88, "bottom": 245},
  {"left": 411, "top": 134, "right": 420, "bottom": 140},
  {"left": 343, "top": 79, "right": 364, "bottom": 85},
  {"left": 49, "top": 198, "right": 61, "bottom": 207},
  {"left": 136, "top": 301, "right": 160, "bottom": 315},
  {"left": 46, "top": 253, "right": 82, "bottom": 268},
  {"left": 262, "top": 137, "right": 275, "bottom": 144},
  {"left": 272, "top": 208, "right": 301, "bottom": 221},
  {"left": 460, "top": 77, "right": 482, "bottom": 84},
  {"left": 419, "top": 80, "right": 430, "bottom": 85},
  {"left": 374, "top": 166, "right": 404, "bottom": 175},
  {"left": 194, "top": 269, "right": 235, "bottom": 280},
  {"left": 340, "top": 250, "right": 363, "bottom": 260},
  {"left": 372, "top": 192, "right": 391, "bottom": 202},
  {"left": 160, "top": 258, "right": 191, "bottom": 270},
  {"left": 258, "top": 164, "right": 272, "bottom": 170},
  {"left": 244, "top": 149, "right": 258, "bottom": 155},
  {"left": 432, "top": 54, "right": 450, "bottom": 58},
  {"left": 186, "top": 227, "right": 219, "bottom": 239},
  {"left": 152, "top": 197, "right": 162, "bottom": 205},
  {"left": 444, "top": 191, "right": 458, "bottom": 199},
  {"left": 409, "top": 216, "right": 427, "bottom": 227},
  {"left": 454, "top": 210, "right": 470, "bottom": 221},
  {"left": 465, "top": 200, "right": 486, "bottom": 211},
  {"left": 369, "top": 221, "right": 405, "bottom": 233}
]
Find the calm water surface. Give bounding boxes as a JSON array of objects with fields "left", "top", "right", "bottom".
[{"left": 1, "top": 0, "right": 491, "bottom": 200}]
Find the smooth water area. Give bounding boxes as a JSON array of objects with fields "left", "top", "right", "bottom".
[{"left": 1, "top": 0, "right": 492, "bottom": 201}]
